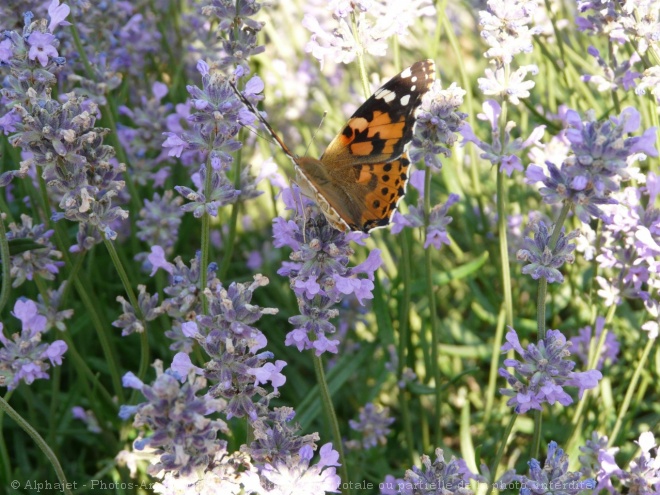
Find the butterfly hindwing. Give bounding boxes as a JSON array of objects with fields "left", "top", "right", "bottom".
[{"left": 319, "top": 59, "right": 435, "bottom": 169}]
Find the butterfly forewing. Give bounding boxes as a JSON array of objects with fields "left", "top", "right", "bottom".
[
  {"left": 235, "top": 60, "right": 436, "bottom": 233},
  {"left": 318, "top": 59, "right": 435, "bottom": 168}
]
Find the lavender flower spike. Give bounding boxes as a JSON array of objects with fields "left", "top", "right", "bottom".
[
  {"left": 517, "top": 221, "right": 580, "bottom": 284},
  {"left": 499, "top": 328, "right": 602, "bottom": 413}
]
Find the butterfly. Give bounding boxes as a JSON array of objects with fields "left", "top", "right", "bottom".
[{"left": 234, "top": 59, "right": 435, "bottom": 233}]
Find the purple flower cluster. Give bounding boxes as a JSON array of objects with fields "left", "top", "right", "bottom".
[
  {"left": 162, "top": 61, "right": 265, "bottom": 217},
  {"left": 591, "top": 173, "right": 660, "bottom": 310},
  {"left": 0, "top": 299, "right": 67, "bottom": 390},
  {"left": 117, "top": 82, "right": 173, "bottom": 187},
  {"left": 596, "top": 431, "right": 660, "bottom": 494},
  {"left": 499, "top": 328, "right": 602, "bottom": 413},
  {"left": 462, "top": 100, "right": 545, "bottom": 176},
  {"left": 511, "top": 441, "right": 594, "bottom": 495},
  {"left": 381, "top": 448, "right": 473, "bottom": 495},
  {"left": 5, "top": 214, "right": 63, "bottom": 287},
  {"left": 346, "top": 402, "right": 395, "bottom": 450},
  {"left": 201, "top": 0, "right": 266, "bottom": 70},
  {"left": 408, "top": 81, "right": 467, "bottom": 171},
  {"left": 135, "top": 191, "right": 184, "bottom": 266},
  {"left": 120, "top": 365, "right": 229, "bottom": 477},
  {"left": 577, "top": 0, "right": 660, "bottom": 54},
  {"left": 112, "top": 285, "right": 163, "bottom": 337},
  {"left": 569, "top": 317, "right": 620, "bottom": 370},
  {"left": 516, "top": 221, "right": 579, "bottom": 284},
  {"left": 273, "top": 188, "right": 382, "bottom": 355},
  {"left": 179, "top": 274, "right": 281, "bottom": 420},
  {"left": 526, "top": 107, "right": 657, "bottom": 223},
  {"left": 392, "top": 187, "right": 460, "bottom": 250},
  {"left": 0, "top": 6, "right": 129, "bottom": 244},
  {"left": 581, "top": 46, "right": 640, "bottom": 93}
]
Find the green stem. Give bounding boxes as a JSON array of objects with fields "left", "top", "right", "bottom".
[
  {"left": 496, "top": 99, "right": 513, "bottom": 329},
  {"left": 398, "top": 230, "right": 415, "bottom": 464},
  {"left": 609, "top": 337, "right": 655, "bottom": 447},
  {"left": 219, "top": 130, "right": 245, "bottom": 280},
  {"left": 485, "top": 414, "right": 518, "bottom": 495},
  {"left": 312, "top": 354, "right": 350, "bottom": 494},
  {"left": 350, "top": 12, "right": 371, "bottom": 99},
  {"left": 0, "top": 396, "right": 73, "bottom": 495},
  {"left": 566, "top": 304, "right": 617, "bottom": 451},
  {"left": 485, "top": 308, "right": 506, "bottom": 421},
  {"left": 0, "top": 215, "right": 11, "bottom": 314},
  {"left": 531, "top": 202, "right": 571, "bottom": 459},
  {"left": 0, "top": 390, "right": 13, "bottom": 484},
  {"left": 424, "top": 169, "right": 442, "bottom": 447},
  {"left": 201, "top": 152, "right": 214, "bottom": 313}
]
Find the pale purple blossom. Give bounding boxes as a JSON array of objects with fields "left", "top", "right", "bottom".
[{"left": 499, "top": 328, "right": 602, "bottom": 413}]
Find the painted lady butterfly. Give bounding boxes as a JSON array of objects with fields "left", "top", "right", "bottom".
[{"left": 235, "top": 59, "right": 435, "bottom": 232}]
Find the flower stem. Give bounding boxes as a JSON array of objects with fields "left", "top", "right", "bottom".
[
  {"left": 103, "top": 236, "right": 149, "bottom": 388},
  {"left": 485, "top": 414, "right": 518, "bottom": 495},
  {"left": 609, "top": 336, "right": 655, "bottom": 447},
  {"left": 485, "top": 307, "right": 506, "bottom": 421},
  {"left": 201, "top": 152, "right": 214, "bottom": 314},
  {"left": 424, "top": 168, "right": 443, "bottom": 446},
  {"left": 312, "top": 353, "right": 350, "bottom": 494},
  {"left": 219, "top": 130, "right": 245, "bottom": 280},
  {"left": 350, "top": 12, "right": 371, "bottom": 99},
  {"left": 496, "top": 100, "right": 513, "bottom": 330},
  {"left": 0, "top": 396, "right": 73, "bottom": 495},
  {"left": 0, "top": 216, "right": 10, "bottom": 314},
  {"left": 398, "top": 230, "right": 415, "bottom": 464}
]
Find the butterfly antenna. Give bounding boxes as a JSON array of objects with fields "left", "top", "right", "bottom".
[
  {"left": 303, "top": 111, "right": 327, "bottom": 158},
  {"left": 229, "top": 80, "right": 296, "bottom": 159}
]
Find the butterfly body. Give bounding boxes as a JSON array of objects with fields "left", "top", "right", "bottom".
[{"left": 237, "top": 59, "right": 435, "bottom": 232}]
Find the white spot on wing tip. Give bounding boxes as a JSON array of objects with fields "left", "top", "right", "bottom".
[
  {"left": 400, "top": 94, "right": 411, "bottom": 106},
  {"left": 401, "top": 67, "right": 412, "bottom": 78}
]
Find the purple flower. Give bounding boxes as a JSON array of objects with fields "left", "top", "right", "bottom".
[
  {"left": 71, "top": 406, "right": 101, "bottom": 434},
  {"left": 582, "top": 47, "right": 640, "bottom": 92},
  {"left": 47, "top": 0, "right": 71, "bottom": 32},
  {"left": 516, "top": 221, "right": 579, "bottom": 283},
  {"left": 175, "top": 162, "right": 240, "bottom": 218},
  {"left": 398, "top": 448, "right": 474, "bottom": 495},
  {"left": 135, "top": 192, "right": 184, "bottom": 266},
  {"left": 569, "top": 317, "right": 620, "bottom": 370},
  {"left": 408, "top": 82, "right": 467, "bottom": 171},
  {"left": 513, "top": 441, "right": 594, "bottom": 495},
  {"left": 36, "top": 282, "right": 74, "bottom": 332},
  {"left": 182, "top": 275, "right": 280, "bottom": 420},
  {"left": 461, "top": 100, "right": 545, "bottom": 175},
  {"left": 6, "top": 214, "right": 64, "bottom": 287},
  {"left": 274, "top": 192, "right": 382, "bottom": 354},
  {"left": 246, "top": 407, "right": 320, "bottom": 465},
  {"left": 112, "top": 285, "right": 163, "bottom": 336},
  {"left": 259, "top": 443, "right": 341, "bottom": 494},
  {"left": 425, "top": 194, "right": 460, "bottom": 249},
  {"left": 161, "top": 253, "right": 219, "bottom": 319},
  {"left": 0, "top": 299, "right": 67, "bottom": 390},
  {"left": 120, "top": 365, "right": 228, "bottom": 477},
  {"left": 590, "top": 432, "right": 660, "bottom": 494},
  {"left": 499, "top": 328, "right": 602, "bottom": 413},
  {"left": 526, "top": 107, "right": 657, "bottom": 223},
  {"left": 346, "top": 403, "right": 395, "bottom": 450},
  {"left": 26, "top": 32, "right": 59, "bottom": 67}
]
